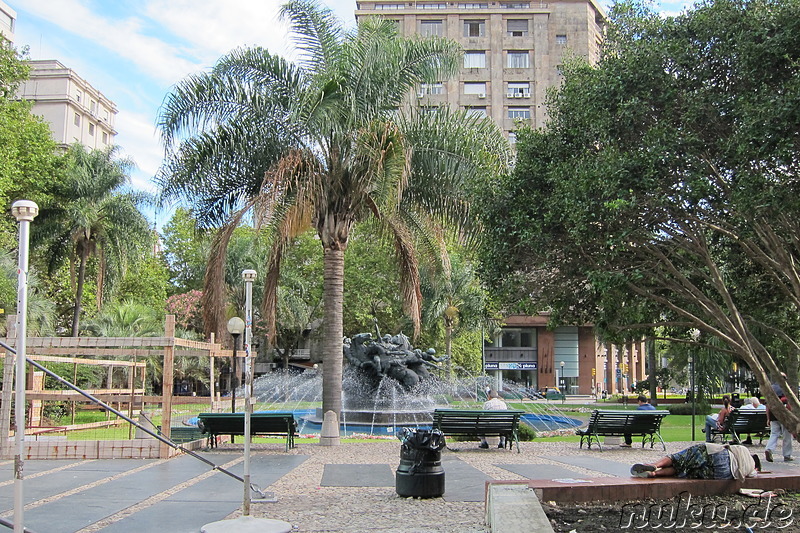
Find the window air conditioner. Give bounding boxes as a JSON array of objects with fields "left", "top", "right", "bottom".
[
  {"left": 417, "top": 92, "right": 425, "bottom": 98},
  {"left": 478, "top": 93, "right": 486, "bottom": 99},
  {"left": 514, "top": 93, "right": 524, "bottom": 98},
  {"left": 507, "top": 92, "right": 516, "bottom": 98}
]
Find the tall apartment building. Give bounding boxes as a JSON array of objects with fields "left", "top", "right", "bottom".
[
  {"left": 355, "top": 0, "right": 605, "bottom": 142},
  {"left": 0, "top": 0, "right": 15, "bottom": 43},
  {"left": 17, "top": 60, "right": 117, "bottom": 150},
  {"left": 354, "top": 2, "right": 618, "bottom": 395}
]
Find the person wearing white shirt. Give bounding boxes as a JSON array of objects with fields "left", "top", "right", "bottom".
[{"left": 479, "top": 390, "right": 508, "bottom": 449}]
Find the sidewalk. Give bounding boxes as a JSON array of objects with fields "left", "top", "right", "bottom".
[{"left": 1, "top": 439, "right": 797, "bottom": 532}]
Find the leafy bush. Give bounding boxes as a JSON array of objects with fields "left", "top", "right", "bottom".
[
  {"left": 667, "top": 402, "right": 711, "bottom": 416},
  {"left": 518, "top": 423, "right": 536, "bottom": 441}
]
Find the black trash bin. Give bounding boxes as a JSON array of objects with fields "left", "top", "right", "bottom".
[{"left": 395, "top": 427, "right": 446, "bottom": 498}]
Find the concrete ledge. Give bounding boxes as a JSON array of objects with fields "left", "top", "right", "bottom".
[
  {"left": 490, "top": 472, "right": 800, "bottom": 503},
  {"left": 485, "top": 482, "right": 554, "bottom": 533}
]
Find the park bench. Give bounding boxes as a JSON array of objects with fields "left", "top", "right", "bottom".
[
  {"left": 708, "top": 409, "right": 768, "bottom": 445},
  {"left": 432, "top": 408, "right": 524, "bottom": 453},
  {"left": 576, "top": 410, "right": 670, "bottom": 451},
  {"left": 197, "top": 412, "right": 297, "bottom": 451}
]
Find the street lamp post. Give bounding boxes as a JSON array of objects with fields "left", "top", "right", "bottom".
[
  {"left": 226, "top": 317, "right": 245, "bottom": 413},
  {"left": 11, "top": 200, "right": 38, "bottom": 533},
  {"left": 689, "top": 355, "right": 696, "bottom": 441},
  {"left": 241, "top": 269, "right": 256, "bottom": 517},
  {"left": 559, "top": 361, "right": 565, "bottom": 404}
]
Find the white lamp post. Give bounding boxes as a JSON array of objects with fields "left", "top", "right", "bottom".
[
  {"left": 12, "top": 200, "right": 38, "bottom": 533},
  {"left": 226, "top": 317, "right": 245, "bottom": 413},
  {"left": 559, "top": 361, "right": 565, "bottom": 404},
  {"left": 241, "top": 269, "right": 256, "bottom": 517},
  {"left": 202, "top": 269, "right": 291, "bottom": 533}
]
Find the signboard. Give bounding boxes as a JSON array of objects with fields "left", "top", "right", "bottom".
[{"left": 484, "top": 361, "right": 538, "bottom": 370}]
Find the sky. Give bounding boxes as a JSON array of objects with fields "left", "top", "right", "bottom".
[{"left": 10, "top": 0, "right": 690, "bottom": 228}]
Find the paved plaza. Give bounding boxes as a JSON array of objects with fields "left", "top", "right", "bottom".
[{"left": 1, "top": 438, "right": 799, "bottom": 532}]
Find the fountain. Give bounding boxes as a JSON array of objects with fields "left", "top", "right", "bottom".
[{"left": 246, "top": 331, "right": 583, "bottom": 437}]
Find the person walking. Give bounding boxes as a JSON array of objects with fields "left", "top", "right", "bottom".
[
  {"left": 620, "top": 395, "right": 657, "bottom": 448},
  {"left": 479, "top": 390, "right": 508, "bottom": 449},
  {"left": 765, "top": 393, "right": 793, "bottom": 462}
]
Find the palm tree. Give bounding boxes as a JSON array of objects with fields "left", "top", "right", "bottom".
[
  {"left": 421, "top": 255, "right": 487, "bottom": 377},
  {"left": 156, "top": 0, "right": 511, "bottom": 426},
  {"left": 34, "top": 144, "right": 152, "bottom": 336}
]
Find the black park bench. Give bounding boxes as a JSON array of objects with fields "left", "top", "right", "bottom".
[
  {"left": 576, "top": 410, "right": 670, "bottom": 451},
  {"left": 432, "top": 408, "right": 524, "bottom": 453},
  {"left": 707, "top": 409, "right": 769, "bottom": 445},
  {"left": 197, "top": 412, "right": 297, "bottom": 451}
]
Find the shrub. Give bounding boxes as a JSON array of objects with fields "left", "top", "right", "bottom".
[
  {"left": 667, "top": 402, "right": 712, "bottom": 416},
  {"left": 518, "top": 423, "right": 536, "bottom": 441}
]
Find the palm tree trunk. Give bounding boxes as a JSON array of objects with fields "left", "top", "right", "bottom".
[
  {"left": 321, "top": 246, "right": 345, "bottom": 424},
  {"left": 445, "top": 322, "right": 453, "bottom": 380},
  {"left": 72, "top": 248, "right": 89, "bottom": 336}
]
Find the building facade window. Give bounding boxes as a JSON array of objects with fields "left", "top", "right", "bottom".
[
  {"left": 507, "top": 82, "right": 530, "bottom": 97},
  {"left": 73, "top": 113, "right": 80, "bottom": 126},
  {"left": 375, "top": 3, "right": 404, "bottom": 9},
  {"left": 90, "top": 100, "right": 97, "bottom": 115},
  {"left": 464, "top": 82, "right": 487, "bottom": 95},
  {"left": 508, "top": 131, "right": 517, "bottom": 144},
  {"left": 458, "top": 3, "right": 488, "bottom": 7},
  {"left": 507, "top": 50, "right": 529, "bottom": 68},
  {"left": 420, "top": 82, "right": 444, "bottom": 95},
  {"left": 102, "top": 132, "right": 108, "bottom": 144},
  {"left": 88, "top": 123, "right": 95, "bottom": 135},
  {"left": 463, "top": 19, "right": 486, "bottom": 37},
  {"left": 506, "top": 19, "right": 529, "bottom": 36},
  {"left": 503, "top": 2, "right": 530, "bottom": 7},
  {"left": 556, "top": 34, "right": 568, "bottom": 45},
  {"left": 75, "top": 90, "right": 82, "bottom": 104},
  {"left": 508, "top": 107, "right": 531, "bottom": 119},
  {"left": 418, "top": 2, "right": 447, "bottom": 7},
  {"left": 465, "top": 106, "right": 488, "bottom": 117},
  {"left": 419, "top": 20, "right": 444, "bottom": 37},
  {"left": 464, "top": 51, "right": 486, "bottom": 68}
]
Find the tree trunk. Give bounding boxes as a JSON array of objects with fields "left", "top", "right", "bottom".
[
  {"left": 321, "top": 246, "right": 345, "bottom": 427},
  {"left": 72, "top": 248, "right": 88, "bottom": 336},
  {"left": 647, "top": 338, "right": 657, "bottom": 407},
  {"left": 445, "top": 321, "right": 453, "bottom": 380}
]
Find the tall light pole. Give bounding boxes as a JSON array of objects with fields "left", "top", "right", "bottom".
[
  {"left": 241, "top": 269, "right": 256, "bottom": 517},
  {"left": 689, "top": 355, "right": 696, "bottom": 441},
  {"left": 226, "top": 317, "right": 245, "bottom": 413},
  {"left": 559, "top": 361, "right": 565, "bottom": 403},
  {"left": 12, "top": 200, "right": 38, "bottom": 533}
]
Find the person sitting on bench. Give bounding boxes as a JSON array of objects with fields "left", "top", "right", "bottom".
[
  {"left": 479, "top": 390, "right": 508, "bottom": 449},
  {"left": 620, "top": 395, "right": 657, "bottom": 448},
  {"left": 631, "top": 443, "right": 760, "bottom": 479}
]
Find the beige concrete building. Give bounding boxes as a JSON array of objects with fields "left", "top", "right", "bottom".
[
  {"left": 0, "top": 0, "right": 15, "bottom": 43},
  {"left": 355, "top": 0, "right": 605, "bottom": 141},
  {"left": 356, "top": 2, "right": 613, "bottom": 395},
  {"left": 17, "top": 60, "right": 117, "bottom": 149}
]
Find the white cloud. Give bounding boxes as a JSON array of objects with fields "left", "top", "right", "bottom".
[
  {"left": 19, "top": 0, "right": 202, "bottom": 84},
  {"left": 143, "top": 0, "right": 292, "bottom": 63}
]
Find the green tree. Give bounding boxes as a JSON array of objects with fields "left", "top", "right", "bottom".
[
  {"left": 115, "top": 253, "right": 169, "bottom": 312},
  {"left": 157, "top": 0, "right": 510, "bottom": 425},
  {"left": 160, "top": 207, "right": 210, "bottom": 293},
  {"left": 0, "top": 43, "right": 62, "bottom": 248},
  {"left": 34, "top": 144, "right": 152, "bottom": 336},
  {"left": 479, "top": 0, "right": 800, "bottom": 434},
  {"left": 420, "top": 254, "right": 487, "bottom": 377}
]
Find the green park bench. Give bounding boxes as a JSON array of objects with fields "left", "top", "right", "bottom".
[
  {"left": 197, "top": 412, "right": 297, "bottom": 451},
  {"left": 432, "top": 408, "right": 524, "bottom": 453},
  {"left": 707, "top": 409, "right": 769, "bottom": 445},
  {"left": 576, "top": 410, "right": 670, "bottom": 451}
]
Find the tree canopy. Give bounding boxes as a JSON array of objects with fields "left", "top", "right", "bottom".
[
  {"left": 479, "top": 0, "right": 800, "bottom": 432},
  {"left": 157, "top": 0, "right": 510, "bottom": 424}
]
